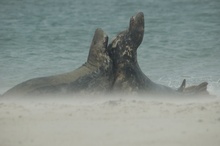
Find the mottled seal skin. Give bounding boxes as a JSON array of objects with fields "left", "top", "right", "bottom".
[
  {"left": 2, "top": 28, "right": 109, "bottom": 97},
  {"left": 108, "top": 12, "right": 210, "bottom": 96},
  {"left": 107, "top": 12, "right": 182, "bottom": 95}
]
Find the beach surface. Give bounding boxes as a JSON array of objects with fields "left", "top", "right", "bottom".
[{"left": 0, "top": 95, "right": 220, "bottom": 146}]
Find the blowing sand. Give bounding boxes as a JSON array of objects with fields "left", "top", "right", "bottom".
[{"left": 0, "top": 95, "right": 220, "bottom": 146}]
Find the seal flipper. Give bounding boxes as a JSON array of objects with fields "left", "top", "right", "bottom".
[
  {"left": 183, "top": 82, "right": 209, "bottom": 95},
  {"left": 196, "top": 82, "right": 208, "bottom": 92},
  {"left": 177, "top": 79, "right": 186, "bottom": 92}
]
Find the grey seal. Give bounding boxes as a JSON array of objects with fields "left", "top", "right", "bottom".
[
  {"left": 38, "top": 30, "right": 113, "bottom": 94},
  {"left": 107, "top": 12, "right": 209, "bottom": 96},
  {"left": 108, "top": 12, "right": 176, "bottom": 94},
  {"left": 2, "top": 28, "right": 109, "bottom": 97}
]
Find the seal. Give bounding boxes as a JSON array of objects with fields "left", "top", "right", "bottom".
[
  {"left": 108, "top": 12, "right": 210, "bottom": 96},
  {"left": 36, "top": 29, "right": 113, "bottom": 94},
  {"left": 2, "top": 28, "right": 109, "bottom": 97},
  {"left": 107, "top": 12, "right": 183, "bottom": 95}
]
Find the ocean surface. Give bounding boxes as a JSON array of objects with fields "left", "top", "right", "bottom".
[{"left": 0, "top": 0, "right": 220, "bottom": 96}]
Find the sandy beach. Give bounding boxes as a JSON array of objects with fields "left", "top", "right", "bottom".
[{"left": 0, "top": 95, "right": 220, "bottom": 146}]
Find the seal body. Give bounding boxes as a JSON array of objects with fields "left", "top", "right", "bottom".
[
  {"left": 108, "top": 12, "right": 178, "bottom": 95},
  {"left": 34, "top": 34, "right": 113, "bottom": 95},
  {"left": 3, "top": 28, "right": 109, "bottom": 97},
  {"left": 108, "top": 12, "right": 210, "bottom": 96},
  {"left": 64, "top": 61, "right": 113, "bottom": 94}
]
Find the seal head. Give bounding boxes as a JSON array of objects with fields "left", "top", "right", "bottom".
[
  {"left": 87, "top": 28, "right": 109, "bottom": 68},
  {"left": 108, "top": 12, "right": 144, "bottom": 67},
  {"left": 107, "top": 12, "right": 145, "bottom": 92}
]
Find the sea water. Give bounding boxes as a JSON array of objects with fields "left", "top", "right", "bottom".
[{"left": 0, "top": 0, "right": 220, "bottom": 96}]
